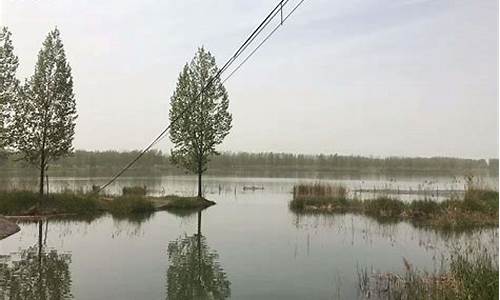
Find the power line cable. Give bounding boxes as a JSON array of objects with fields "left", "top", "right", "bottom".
[
  {"left": 97, "top": 0, "right": 305, "bottom": 193},
  {"left": 222, "top": 0, "right": 305, "bottom": 84}
]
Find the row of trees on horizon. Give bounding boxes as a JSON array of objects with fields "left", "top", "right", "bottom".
[{"left": 1, "top": 149, "right": 497, "bottom": 176}]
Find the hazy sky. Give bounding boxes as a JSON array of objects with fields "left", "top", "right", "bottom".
[{"left": 1, "top": 0, "right": 498, "bottom": 158}]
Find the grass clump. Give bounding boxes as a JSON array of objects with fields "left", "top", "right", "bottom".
[
  {"left": 291, "top": 183, "right": 352, "bottom": 211},
  {"left": 407, "top": 199, "right": 441, "bottom": 217},
  {"left": 104, "top": 196, "right": 155, "bottom": 215},
  {"left": 122, "top": 186, "right": 147, "bottom": 196},
  {"left": 431, "top": 185, "right": 499, "bottom": 229},
  {"left": 0, "top": 190, "right": 214, "bottom": 218},
  {"left": 0, "top": 191, "right": 101, "bottom": 216},
  {"left": 0, "top": 191, "right": 40, "bottom": 215},
  {"left": 450, "top": 250, "right": 498, "bottom": 299},
  {"left": 462, "top": 188, "right": 498, "bottom": 213},
  {"left": 0, "top": 190, "right": 155, "bottom": 217},
  {"left": 290, "top": 183, "right": 498, "bottom": 230},
  {"left": 364, "top": 197, "right": 405, "bottom": 218},
  {"left": 358, "top": 248, "right": 498, "bottom": 299},
  {"left": 293, "top": 183, "right": 347, "bottom": 199},
  {"left": 43, "top": 193, "right": 101, "bottom": 215}
]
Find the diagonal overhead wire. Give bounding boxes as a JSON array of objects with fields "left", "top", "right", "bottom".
[
  {"left": 222, "top": 0, "right": 306, "bottom": 84},
  {"left": 97, "top": 0, "right": 306, "bottom": 193}
]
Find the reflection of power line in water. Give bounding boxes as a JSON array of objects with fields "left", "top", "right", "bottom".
[{"left": 97, "top": 0, "right": 308, "bottom": 193}]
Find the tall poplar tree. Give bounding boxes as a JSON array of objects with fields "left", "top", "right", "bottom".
[
  {"left": 10, "top": 28, "right": 77, "bottom": 197},
  {"left": 0, "top": 27, "right": 19, "bottom": 149},
  {"left": 169, "top": 47, "right": 232, "bottom": 198}
]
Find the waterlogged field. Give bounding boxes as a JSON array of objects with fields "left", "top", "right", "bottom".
[{"left": 0, "top": 176, "right": 498, "bottom": 299}]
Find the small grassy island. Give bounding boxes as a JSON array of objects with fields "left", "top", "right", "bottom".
[
  {"left": 0, "top": 187, "right": 214, "bottom": 221},
  {"left": 290, "top": 182, "right": 499, "bottom": 230}
]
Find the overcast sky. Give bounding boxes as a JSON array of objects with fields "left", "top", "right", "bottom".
[{"left": 1, "top": 0, "right": 498, "bottom": 158}]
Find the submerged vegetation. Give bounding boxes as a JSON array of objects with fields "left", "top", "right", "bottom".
[
  {"left": 358, "top": 247, "right": 498, "bottom": 299},
  {"left": 290, "top": 182, "right": 499, "bottom": 230}
]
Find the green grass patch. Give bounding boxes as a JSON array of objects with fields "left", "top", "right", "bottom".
[
  {"left": 364, "top": 197, "right": 405, "bottom": 218},
  {"left": 358, "top": 248, "right": 498, "bottom": 299},
  {"left": 290, "top": 183, "right": 499, "bottom": 230},
  {"left": 122, "top": 186, "right": 147, "bottom": 196},
  {"left": 0, "top": 191, "right": 156, "bottom": 217},
  {"left": 0, "top": 191, "right": 40, "bottom": 215},
  {"left": 104, "top": 196, "right": 155, "bottom": 215},
  {"left": 462, "top": 188, "right": 499, "bottom": 213},
  {"left": 0, "top": 190, "right": 215, "bottom": 218},
  {"left": 0, "top": 191, "right": 101, "bottom": 216},
  {"left": 407, "top": 199, "right": 441, "bottom": 217},
  {"left": 450, "top": 250, "right": 498, "bottom": 299},
  {"left": 290, "top": 183, "right": 358, "bottom": 212}
]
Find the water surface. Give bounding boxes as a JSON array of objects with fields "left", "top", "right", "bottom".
[{"left": 0, "top": 176, "right": 497, "bottom": 299}]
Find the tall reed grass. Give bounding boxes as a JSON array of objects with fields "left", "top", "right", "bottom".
[
  {"left": 290, "top": 182, "right": 499, "bottom": 229},
  {"left": 358, "top": 246, "right": 498, "bottom": 299}
]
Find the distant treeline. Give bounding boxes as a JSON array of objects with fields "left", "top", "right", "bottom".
[{"left": 0, "top": 150, "right": 497, "bottom": 177}]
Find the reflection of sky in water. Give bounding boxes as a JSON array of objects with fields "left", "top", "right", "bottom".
[{"left": 0, "top": 177, "right": 497, "bottom": 299}]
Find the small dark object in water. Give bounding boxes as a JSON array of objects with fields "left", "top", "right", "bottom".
[
  {"left": 92, "top": 185, "right": 100, "bottom": 192},
  {"left": 243, "top": 186, "right": 264, "bottom": 191},
  {"left": 123, "top": 186, "right": 147, "bottom": 196}
]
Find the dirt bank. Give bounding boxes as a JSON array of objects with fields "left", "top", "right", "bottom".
[{"left": 0, "top": 216, "right": 20, "bottom": 240}]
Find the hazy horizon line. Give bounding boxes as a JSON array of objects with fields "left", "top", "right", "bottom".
[{"left": 67, "top": 148, "right": 499, "bottom": 161}]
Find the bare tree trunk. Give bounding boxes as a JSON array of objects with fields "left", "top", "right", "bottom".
[
  {"left": 39, "top": 149, "right": 46, "bottom": 210},
  {"left": 197, "top": 158, "right": 202, "bottom": 198},
  {"left": 39, "top": 156, "right": 45, "bottom": 197},
  {"left": 197, "top": 171, "right": 202, "bottom": 198}
]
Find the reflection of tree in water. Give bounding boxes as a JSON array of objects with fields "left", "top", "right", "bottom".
[
  {"left": 166, "top": 212, "right": 230, "bottom": 300},
  {"left": 0, "top": 220, "right": 72, "bottom": 300}
]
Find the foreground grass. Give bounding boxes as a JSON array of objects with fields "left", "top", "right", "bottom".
[
  {"left": 290, "top": 184, "right": 499, "bottom": 229},
  {"left": 0, "top": 190, "right": 213, "bottom": 217},
  {"left": 358, "top": 248, "right": 498, "bottom": 299}
]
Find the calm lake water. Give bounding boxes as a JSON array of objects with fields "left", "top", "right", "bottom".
[{"left": 0, "top": 175, "right": 498, "bottom": 299}]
